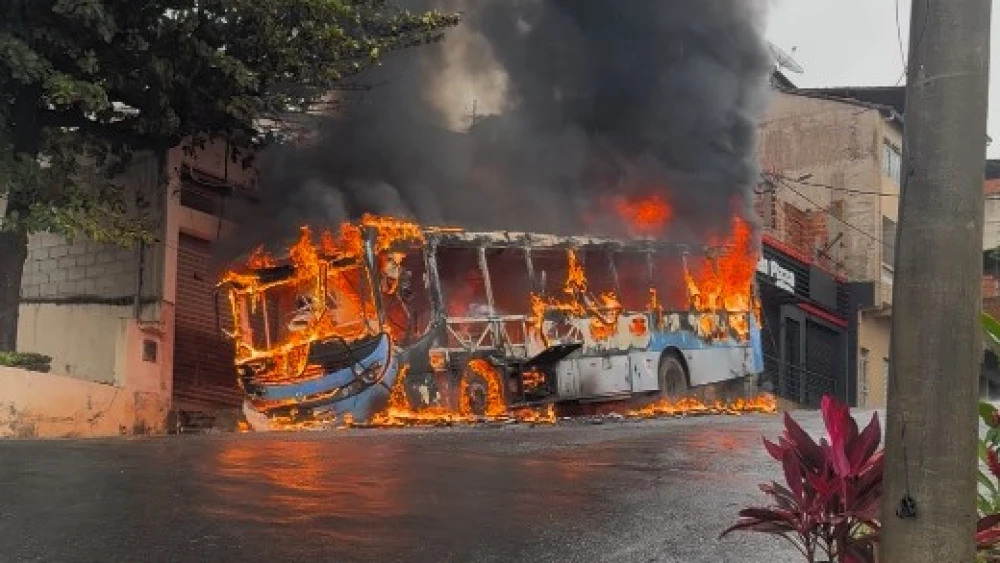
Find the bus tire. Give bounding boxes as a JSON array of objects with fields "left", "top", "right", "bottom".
[
  {"left": 461, "top": 361, "right": 491, "bottom": 416},
  {"left": 657, "top": 351, "right": 689, "bottom": 399}
]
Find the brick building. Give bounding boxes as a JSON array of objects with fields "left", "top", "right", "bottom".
[{"left": 756, "top": 85, "right": 905, "bottom": 408}]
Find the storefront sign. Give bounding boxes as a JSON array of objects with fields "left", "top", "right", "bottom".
[{"left": 757, "top": 257, "right": 796, "bottom": 294}]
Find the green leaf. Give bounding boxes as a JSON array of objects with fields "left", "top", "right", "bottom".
[
  {"left": 982, "top": 402, "right": 999, "bottom": 427},
  {"left": 981, "top": 495, "right": 993, "bottom": 517},
  {"left": 984, "top": 313, "right": 1000, "bottom": 353},
  {"left": 981, "top": 470, "right": 998, "bottom": 496}
]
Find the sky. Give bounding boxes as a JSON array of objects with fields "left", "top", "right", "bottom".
[{"left": 765, "top": 0, "right": 1000, "bottom": 158}]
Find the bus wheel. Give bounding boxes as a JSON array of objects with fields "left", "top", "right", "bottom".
[
  {"left": 657, "top": 352, "right": 689, "bottom": 399},
  {"left": 462, "top": 367, "right": 489, "bottom": 416}
]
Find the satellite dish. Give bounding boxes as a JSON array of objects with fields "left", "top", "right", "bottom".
[{"left": 769, "top": 43, "right": 805, "bottom": 75}]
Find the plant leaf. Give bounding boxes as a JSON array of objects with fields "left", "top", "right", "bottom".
[
  {"left": 983, "top": 313, "right": 1000, "bottom": 355},
  {"left": 848, "top": 412, "right": 882, "bottom": 472},
  {"left": 783, "top": 412, "right": 825, "bottom": 470},
  {"left": 763, "top": 436, "right": 785, "bottom": 461},
  {"left": 821, "top": 395, "right": 853, "bottom": 476},
  {"left": 981, "top": 402, "right": 999, "bottom": 427},
  {"left": 782, "top": 448, "right": 804, "bottom": 499}
]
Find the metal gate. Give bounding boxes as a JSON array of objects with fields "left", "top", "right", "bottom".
[
  {"left": 172, "top": 234, "right": 240, "bottom": 410},
  {"left": 775, "top": 304, "right": 842, "bottom": 407},
  {"left": 804, "top": 319, "right": 840, "bottom": 405}
]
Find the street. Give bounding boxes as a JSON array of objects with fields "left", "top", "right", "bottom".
[{"left": 0, "top": 411, "right": 841, "bottom": 563}]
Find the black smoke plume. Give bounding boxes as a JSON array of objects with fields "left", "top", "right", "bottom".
[{"left": 215, "top": 0, "right": 774, "bottom": 261}]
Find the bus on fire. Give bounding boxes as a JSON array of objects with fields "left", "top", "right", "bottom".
[{"left": 216, "top": 216, "right": 764, "bottom": 430}]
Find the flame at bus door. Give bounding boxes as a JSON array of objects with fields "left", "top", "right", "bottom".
[{"left": 682, "top": 216, "right": 758, "bottom": 342}]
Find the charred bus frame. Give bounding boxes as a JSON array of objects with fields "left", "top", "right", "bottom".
[{"left": 217, "top": 225, "right": 762, "bottom": 426}]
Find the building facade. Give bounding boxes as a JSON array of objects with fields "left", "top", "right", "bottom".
[
  {"left": 1, "top": 142, "right": 252, "bottom": 436},
  {"left": 756, "top": 86, "right": 906, "bottom": 408},
  {"left": 756, "top": 236, "right": 852, "bottom": 408}
]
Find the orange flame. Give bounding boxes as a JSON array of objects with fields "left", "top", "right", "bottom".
[
  {"left": 627, "top": 393, "right": 778, "bottom": 418},
  {"left": 684, "top": 216, "right": 759, "bottom": 341},
  {"left": 226, "top": 209, "right": 766, "bottom": 432},
  {"left": 607, "top": 194, "right": 673, "bottom": 236}
]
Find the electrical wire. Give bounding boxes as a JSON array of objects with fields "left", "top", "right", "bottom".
[
  {"left": 768, "top": 172, "right": 900, "bottom": 198},
  {"left": 894, "top": 0, "right": 907, "bottom": 86},
  {"left": 769, "top": 170, "right": 1000, "bottom": 201},
  {"left": 768, "top": 175, "right": 894, "bottom": 252},
  {"left": 893, "top": 0, "right": 931, "bottom": 87}
]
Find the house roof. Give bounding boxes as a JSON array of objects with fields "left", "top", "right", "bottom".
[
  {"left": 797, "top": 86, "right": 907, "bottom": 116},
  {"left": 775, "top": 85, "right": 905, "bottom": 127},
  {"left": 794, "top": 86, "right": 994, "bottom": 148}
]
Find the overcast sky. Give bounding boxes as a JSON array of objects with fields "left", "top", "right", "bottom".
[{"left": 766, "top": 0, "right": 999, "bottom": 158}]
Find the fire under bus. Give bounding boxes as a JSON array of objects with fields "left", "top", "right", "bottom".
[{"left": 217, "top": 216, "right": 765, "bottom": 430}]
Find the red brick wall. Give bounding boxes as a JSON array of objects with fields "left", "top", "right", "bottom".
[
  {"left": 985, "top": 275, "right": 1000, "bottom": 299},
  {"left": 986, "top": 296, "right": 1000, "bottom": 320}
]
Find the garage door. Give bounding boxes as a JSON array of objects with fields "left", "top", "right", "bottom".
[{"left": 173, "top": 233, "right": 241, "bottom": 409}]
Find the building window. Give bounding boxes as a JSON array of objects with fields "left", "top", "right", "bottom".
[
  {"left": 882, "top": 141, "right": 902, "bottom": 185},
  {"left": 882, "top": 217, "right": 897, "bottom": 267},
  {"left": 859, "top": 348, "right": 870, "bottom": 407}
]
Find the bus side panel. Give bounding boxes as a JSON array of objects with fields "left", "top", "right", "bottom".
[
  {"left": 684, "top": 346, "right": 755, "bottom": 387},
  {"left": 577, "top": 355, "right": 631, "bottom": 397},
  {"left": 629, "top": 351, "right": 660, "bottom": 392},
  {"left": 556, "top": 359, "right": 581, "bottom": 399}
]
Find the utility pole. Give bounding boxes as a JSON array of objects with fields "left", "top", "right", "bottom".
[{"left": 880, "top": 1, "right": 992, "bottom": 561}]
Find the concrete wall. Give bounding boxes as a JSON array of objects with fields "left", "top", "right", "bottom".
[
  {"left": 180, "top": 138, "right": 256, "bottom": 189},
  {"left": 15, "top": 153, "right": 168, "bottom": 386},
  {"left": 857, "top": 310, "right": 891, "bottom": 408},
  {"left": 19, "top": 233, "right": 140, "bottom": 300},
  {"left": 757, "top": 91, "right": 902, "bottom": 307},
  {"left": 0, "top": 365, "right": 170, "bottom": 438},
  {"left": 17, "top": 304, "right": 128, "bottom": 383}
]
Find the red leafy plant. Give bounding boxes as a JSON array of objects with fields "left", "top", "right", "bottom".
[{"left": 720, "top": 396, "right": 883, "bottom": 563}]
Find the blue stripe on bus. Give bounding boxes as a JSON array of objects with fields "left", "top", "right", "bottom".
[{"left": 259, "top": 333, "right": 391, "bottom": 401}]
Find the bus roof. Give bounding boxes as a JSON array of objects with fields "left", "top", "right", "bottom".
[{"left": 425, "top": 228, "right": 715, "bottom": 255}]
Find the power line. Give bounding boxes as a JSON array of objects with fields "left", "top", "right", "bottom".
[
  {"left": 768, "top": 172, "right": 900, "bottom": 197},
  {"left": 894, "top": 0, "right": 907, "bottom": 86},
  {"left": 892, "top": 0, "right": 930, "bottom": 86},
  {"left": 767, "top": 171, "right": 1000, "bottom": 200},
  {"left": 767, "top": 175, "right": 893, "bottom": 251}
]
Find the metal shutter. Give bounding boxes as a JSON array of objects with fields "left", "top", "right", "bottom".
[
  {"left": 804, "top": 319, "right": 840, "bottom": 405},
  {"left": 172, "top": 234, "right": 241, "bottom": 409}
]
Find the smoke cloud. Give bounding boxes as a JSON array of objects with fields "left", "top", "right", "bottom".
[{"left": 216, "top": 0, "right": 774, "bottom": 260}]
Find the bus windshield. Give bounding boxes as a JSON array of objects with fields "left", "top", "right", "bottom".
[{"left": 228, "top": 261, "right": 378, "bottom": 359}]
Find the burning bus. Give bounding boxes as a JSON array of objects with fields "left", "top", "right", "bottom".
[{"left": 217, "top": 214, "right": 765, "bottom": 430}]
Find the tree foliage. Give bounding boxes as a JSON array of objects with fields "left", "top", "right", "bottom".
[{"left": 0, "top": 0, "right": 460, "bottom": 242}]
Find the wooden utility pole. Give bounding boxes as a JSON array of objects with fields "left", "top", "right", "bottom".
[{"left": 880, "top": 1, "right": 992, "bottom": 561}]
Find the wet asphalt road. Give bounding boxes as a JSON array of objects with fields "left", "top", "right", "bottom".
[{"left": 0, "top": 411, "right": 841, "bottom": 563}]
